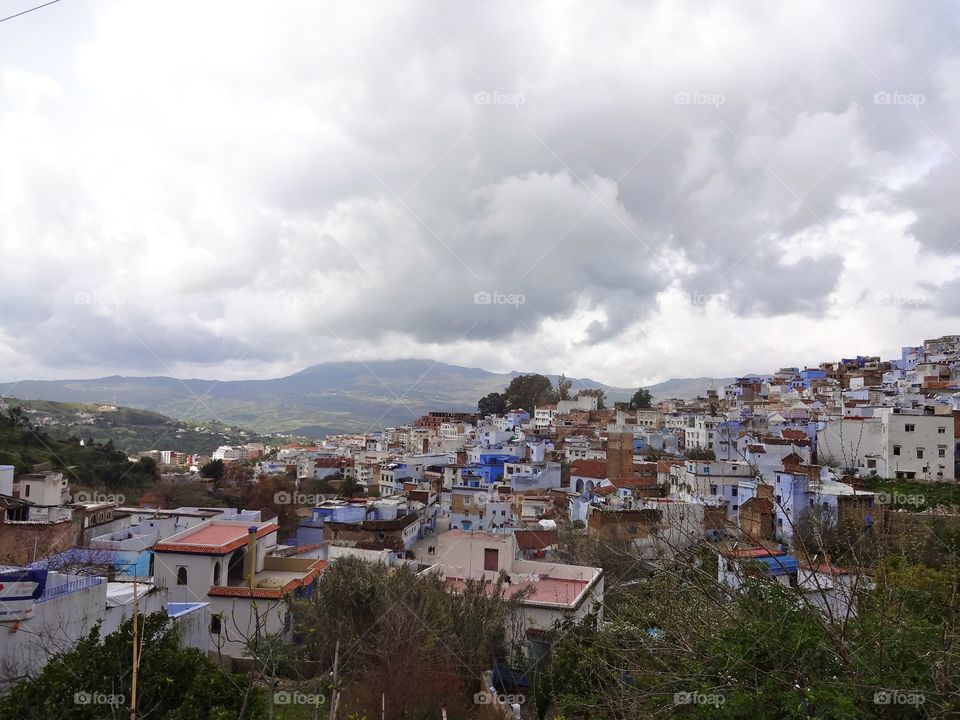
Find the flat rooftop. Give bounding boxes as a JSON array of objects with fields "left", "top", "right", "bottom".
[
  {"left": 444, "top": 575, "right": 590, "bottom": 607},
  {"left": 154, "top": 522, "right": 278, "bottom": 555}
]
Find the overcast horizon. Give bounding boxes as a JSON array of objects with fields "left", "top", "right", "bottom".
[{"left": 3, "top": 1, "right": 960, "bottom": 388}]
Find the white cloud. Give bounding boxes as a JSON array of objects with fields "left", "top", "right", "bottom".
[{"left": 1, "top": 0, "right": 959, "bottom": 384}]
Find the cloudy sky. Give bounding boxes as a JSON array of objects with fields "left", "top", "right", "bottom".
[{"left": 2, "top": 0, "right": 960, "bottom": 387}]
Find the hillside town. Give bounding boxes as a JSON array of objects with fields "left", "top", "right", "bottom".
[{"left": 1, "top": 335, "right": 959, "bottom": 717}]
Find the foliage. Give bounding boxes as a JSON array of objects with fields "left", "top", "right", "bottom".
[
  {"left": 337, "top": 474, "right": 363, "bottom": 498},
  {"left": 503, "top": 373, "right": 556, "bottom": 413},
  {"left": 629, "top": 388, "right": 653, "bottom": 409},
  {"left": 477, "top": 391, "right": 508, "bottom": 416},
  {"left": 537, "top": 548, "right": 960, "bottom": 719},
  {"left": 0, "top": 408, "right": 158, "bottom": 490},
  {"left": 684, "top": 446, "right": 716, "bottom": 460},
  {"left": 555, "top": 374, "right": 573, "bottom": 401},
  {"left": 0, "top": 611, "right": 265, "bottom": 719},
  {"left": 144, "top": 479, "right": 218, "bottom": 509},
  {"left": 200, "top": 458, "right": 225, "bottom": 483},
  {"left": 859, "top": 477, "right": 960, "bottom": 511},
  {"left": 291, "top": 557, "right": 527, "bottom": 718},
  {"left": 231, "top": 473, "right": 300, "bottom": 537}
]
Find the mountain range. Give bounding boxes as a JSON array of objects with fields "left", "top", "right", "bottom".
[{"left": 2, "top": 360, "right": 733, "bottom": 437}]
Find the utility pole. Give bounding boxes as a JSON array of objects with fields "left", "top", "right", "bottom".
[
  {"left": 328, "top": 640, "right": 339, "bottom": 720},
  {"left": 129, "top": 574, "right": 139, "bottom": 720}
]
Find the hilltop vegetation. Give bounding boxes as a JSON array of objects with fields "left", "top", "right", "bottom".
[
  {"left": 1, "top": 397, "right": 285, "bottom": 456},
  {"left": 0, "top": 407, "right": 157, "bottom": 489}
]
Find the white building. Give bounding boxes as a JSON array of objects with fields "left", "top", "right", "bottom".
[
  {"left": 817, "top": 408, "right": 954, "bottom": 480},
  {"left": 422, "top": 531, "right": 603, "bottom": 656},
  {"left": 153, "top": 519, "right": 325, "bottom": 658}
]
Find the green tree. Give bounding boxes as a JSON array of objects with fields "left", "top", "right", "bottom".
[
  {"left": 200, "top": 458, "right": 225, "bottom": 484},
  {"left": 684, "top": 446, "right": 715, "bottom": 460},
  {"left": 503, "top": 373, "right": 556, "bottom": 412},
  {"left": 629, "top": 387, "right": 653, "bottom": 409},
  {"left": 555, "top": 373, "right": 573, "bottom": 401},
  {"left": 337, "top": 474, "right": 362, "bottom": 498},
  {"left": 0, "top": 611, "right": 265, "bottom": 719},
  {"left": 477, "top": 391, "right": 508, "bottom": 416}
]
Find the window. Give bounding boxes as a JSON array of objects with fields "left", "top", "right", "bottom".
[
  {"left": 893, "top": 445, "right": 901, "bottom": 456},
  {"left": 731, "top": 486, "right": 738, "bottom": 497},
  {"left": 939, "top": 427, "right": 946, "bottom": 435},
  {"left": 775, "top": 494, "right": 782, "bottom": 503},
  {"left": 211, "top": 616, "right": 221, "bottom": 635},
  {"left": 177, "top": 567, "right": 188, "bottom": 585},
  {"left": 939, "top": 447, "right": 947, "bottom": 458},
  {"left": 709, "top": 485, "right": 717, "bottom": 495},
  {"left": 867, "top": 459, "right": 877, "bottom": 468},
  {"left": 24, "top": 484, "right": 29, "bottom": 497},
  {"left": 483, "top": 548, "right": 499, "bottom": 571},
  {"left": 916, "top": 448, "right": 924, "bottom": 459},
  {"left": 732, "top": 504, "right": 738, "bottom": 511},
  {"left": 213, "top": 562, "right": 221, "bottom": 586},
  {"left": 905, "top": 423, "right": 915, "bottom": 432}
]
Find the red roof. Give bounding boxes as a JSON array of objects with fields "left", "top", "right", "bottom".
[
  {"left": 781, "top": 429, "right": 807, "bottom": 440},
  {"left": 154, "top": 523, "right": 279, "bottom": 555},
  {"left": 608, "top": 476, "right": 657, "bottom": 489},
  {"left": 514, "top": 530, "right": 559, "bottom": 551},
  {"left": 723, "top": 547, "right": 784, "bottom": 559},
  {"left": 571, "top": 460, "right": 608, "bottom": 479},
  {"left": 207, "top": 561, "right": 326, "bottom": 598},
  {"left": 799, "top": 561, "right": 852, "bottom": 575}
]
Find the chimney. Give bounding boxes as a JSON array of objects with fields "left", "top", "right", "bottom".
[{"left": 245, "top": 525, "right": 258, "bottom": 585}]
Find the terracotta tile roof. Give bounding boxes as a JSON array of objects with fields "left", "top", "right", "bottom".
[
  {"left": 571, "top": 460, "right": 608, "bottom": 479},
  {"left": 294, "top": 543, "right": 325, "bottom": 554},
  {"left": 780, "top": 429, "right": 807, "bottom": 440},
  {"left": 799, "top": 561, "right": 852, "bottom": 575},
  {"left": 723, "top": 547, "right": 784, "bottom": 559},
  {"left": 207, "top": 561, "right": 326, "bottom": 598},
  {"left": 608, "top": 476, "right": 657, "bottom": 489},
  {"left": 154, "top": 523, "right": 279, "bottom": 555},
  {"left": 514, "top": 529, "right": 558, "bottom": 551}
]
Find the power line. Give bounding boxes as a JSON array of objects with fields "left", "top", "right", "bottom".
[{"left": 0, "top": 0, "right": 61, "bottom": 25}]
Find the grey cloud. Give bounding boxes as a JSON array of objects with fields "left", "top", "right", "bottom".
[{"left": 1, "top": 0, "right": 960, "bottom": 377}]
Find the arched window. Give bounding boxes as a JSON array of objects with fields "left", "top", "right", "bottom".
[
  {"left": 177, "top": 567, "right": 188, "bottom": 585},
  {"left": 213, "top": 561, "right": 221, "bottom": 586}
]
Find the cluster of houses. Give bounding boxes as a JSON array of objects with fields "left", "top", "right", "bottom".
[{"left": 2, "top": 335, "right": 960, "bottom": 687}]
